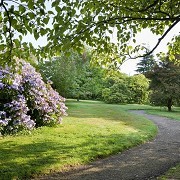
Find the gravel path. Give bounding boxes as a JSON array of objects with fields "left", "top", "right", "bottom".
[{"left": 37, "top": 110, "right": 180, "bottom": 180}]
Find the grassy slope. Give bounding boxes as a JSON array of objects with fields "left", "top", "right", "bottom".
[
  {"left": 0, "top": 100, "right": 157, "bottom": 179},
  {"left": 121, "top": 104, "right": 180, "bottom": 121}
]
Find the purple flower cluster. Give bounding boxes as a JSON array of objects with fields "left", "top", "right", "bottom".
[{"left": 0, "top": 60, "right": 67, "bottom": 135}]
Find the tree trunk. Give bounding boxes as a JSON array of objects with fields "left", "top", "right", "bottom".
[{"left": 167, "top": 98, "right": 172, "bottom": 111}]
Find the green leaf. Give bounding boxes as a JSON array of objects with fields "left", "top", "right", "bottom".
[
  {"left": 19, "top": 5, "right": 26, "bottom": 13},
  {"left": 48, "top": 11, "right": 54, "bottom": 15},
  {"left": 55, "top": 6, "right": 61, "bottom": 12},
  {"left": 43, "top": 17, "right": 50, "bottom": 25},
  {"left": 13, "top": 39, "right": 20, "bottom": 47},
  {"left": 0, "top": 44, "right": 4, "bottom": 51},
  {"left": 11, "top": 19, "right": 17, "bottom": 26},
  {"left": 34, "top": 30, "right": 39, "bottom": 40},
  {"left": 40, "top": 28, "right": 47, "bottom": 36},
  {"left": 28, "top": 12, "right": 35, "bottom": 19},
  {"left": 28, "top": 0, "right": 34, "bottom": 9}
]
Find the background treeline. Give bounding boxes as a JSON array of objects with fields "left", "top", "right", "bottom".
[
  {"left": 38, "top": 49, "right": 180, "bottom": 111},
  {"left": 38, "top": 50, "right": 149, "bottom": 104}
]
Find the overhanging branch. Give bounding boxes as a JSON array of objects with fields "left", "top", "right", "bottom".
[{"left": 145, "top": 20, "right": 180, "bottom": 56}]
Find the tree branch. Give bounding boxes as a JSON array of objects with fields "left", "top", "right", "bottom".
[
  {"left": 0, "top": 0, "right": 3, "bottom": 6},
  {"left": 143, "top": 19, "right": 180, "bottom": 56},
  {"left": 2, "top": 2, "right": 13, "bottom": 61},
  {"left": 122, "top": 19, "right": 180, "bottom": 61},
  {"left": 125, "top": 0, "right": 160, "bottom": 12}
]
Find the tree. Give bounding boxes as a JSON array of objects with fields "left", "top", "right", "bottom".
[
  {"left": 0, "top": 0, "right": 179, "bottom": 65},
  {"left": 136, "top": 50, "right": 156, "bottom": 74},
  {"left": 77, "top": 65, "right": 104, "bottom": 100},
  {"left": 128, "top": 74, "right": 150, "bottom": 104},
  {"left": 102, "top": 73, "right": 131, "bottom": 104},
  {"left": 38, "top": 50, "right": 85, "bottom": 97},
  {"left": 39, "top": 50, "right": 105, "bottom": 100},
  {"left": 147, "top": 59, "right": 180, "bottom": 111}
]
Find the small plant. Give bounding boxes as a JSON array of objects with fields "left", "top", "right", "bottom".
[{"left": 0, "top": 60, "right": 67, "bottom": 135}]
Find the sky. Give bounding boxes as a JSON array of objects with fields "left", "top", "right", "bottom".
[{"left": 120, "top": 26, "right": 180, "bottom": 75}]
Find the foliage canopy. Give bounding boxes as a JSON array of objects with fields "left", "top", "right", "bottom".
[{"left": 0, "top": 0, "right": 179, "bottom": 65}]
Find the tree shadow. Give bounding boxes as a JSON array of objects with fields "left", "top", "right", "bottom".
[
  {"left": 0, "top": 131, "right": 148, "bottom": 179},
  {"left": 35, "top": 140, "right": 180, "bottom": 180},
  {"left": 0, "top": 140, "right": 83, "bottom": 179}
]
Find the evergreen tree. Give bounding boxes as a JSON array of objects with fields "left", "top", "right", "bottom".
[{"left": 136, "top": 52, "right": 156, "bottom": 74}]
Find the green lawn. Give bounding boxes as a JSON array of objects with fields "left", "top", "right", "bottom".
[
  {"left": 120, "top": 104, "right": 180, "bottom": 121},
  {"left": 0, "top": 100, "right": 157, "bottom": 179},
  {"left": 146, "top": 108, "right": 180, "bottom": 121}
]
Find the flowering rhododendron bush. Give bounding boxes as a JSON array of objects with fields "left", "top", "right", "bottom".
[{"left": 0, "top": 60, "right": 67, "bottom": 135}]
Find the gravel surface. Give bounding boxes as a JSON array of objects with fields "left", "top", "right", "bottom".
[{"left": 36, "top": 110, "right": 180, "bottom": 180}]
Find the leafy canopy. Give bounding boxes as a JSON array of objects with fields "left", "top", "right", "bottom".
[{"left": 0, "top": 0, "right": 180, "bottom": 65}]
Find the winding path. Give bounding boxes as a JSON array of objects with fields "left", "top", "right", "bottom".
[{"left": 37, "top": 110, "right": 180, "bottom": 180}]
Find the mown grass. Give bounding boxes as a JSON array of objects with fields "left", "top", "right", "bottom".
[{"left": 0, "top": 100, "right": 157, "bottom": 179}]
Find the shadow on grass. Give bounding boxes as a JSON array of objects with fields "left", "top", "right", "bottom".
[
  {"left": 0, "top": 132, "right": 146, "bottom": 179},
  {"left": 40, "top": 142, "right": 179, "bottom": 180}
]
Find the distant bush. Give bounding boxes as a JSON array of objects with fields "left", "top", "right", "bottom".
[
  {"left": 0, "top": 60, "right": 67, "bottom": 135},
  {"left": 102, "top": 74, "right": 150, "bottom": 104},
  {"left": 102, "top": 79, "right": 130, "bottom": 104}
]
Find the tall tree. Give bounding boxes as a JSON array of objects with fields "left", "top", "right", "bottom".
[
  {"left": 38, "top": 49, "right": 105, "bottom": 100},
  {"left": 0, "top": 0, "right": 179, "bottom": 65},
  {"left": 136, "top": 50, "right": 156, "bottom": 74},
  {"left": 147, "top": 59, "right": 180, "bottom": 111}
]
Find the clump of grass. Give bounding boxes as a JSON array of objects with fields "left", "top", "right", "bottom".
[
  {"left": 0, "top": 100, "right": 157, "bottom": 179},
  {"left": 157, "top": 164, "right": 180, "bottom": 180}
]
